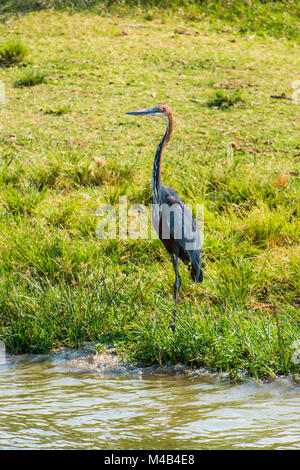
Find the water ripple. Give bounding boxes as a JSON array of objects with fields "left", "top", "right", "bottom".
[{"left": 0, "top": 353, "right": 299, "bottom": 449}]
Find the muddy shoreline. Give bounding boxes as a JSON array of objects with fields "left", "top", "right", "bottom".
[{"left": 5, "top": 345, "right": 300, "bottom": 387}]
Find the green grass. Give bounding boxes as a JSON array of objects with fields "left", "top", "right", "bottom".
[
  {"left": 44, "top": 104, "right": 71, "bottom": 115},
  {"left": 207, "top": 90, "right": 245, "bottom": 109},
  {"left": 1, "top": 1, "right": 300, "bottom": 41},
  {"left": 0, "top": 40, "right": 28, "bottom": 67},
  {"left": 0, "top": 2, "right": 299, "bottom": 379},
  {"left": 14, "top": 68, "right": 47, "bottom": 87}
]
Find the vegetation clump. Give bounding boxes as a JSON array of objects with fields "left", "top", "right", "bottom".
[
  {"left": 14, "top": 68, "right": 47, "bottom": 87},
  {"left": 44, "top": 104, "right": 71, "bottom": 115},
  {"left": 207, "top": 90, "right": 245, "bottom": 109},
  {"left": 0, "top": 40, "right": 27, "bottom": 67}
]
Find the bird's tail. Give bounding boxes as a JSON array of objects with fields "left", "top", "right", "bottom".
[{"left": 190, "top": 262, "right": 203, "bottom": 283}]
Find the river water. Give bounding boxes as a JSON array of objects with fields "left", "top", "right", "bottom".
[{"left": 0, "top": 348, "right": 299, "bottom": 450}]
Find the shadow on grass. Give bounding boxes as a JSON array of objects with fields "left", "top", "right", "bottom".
[
  {"left": 0, "top": 0, "right": 194, "bottom": 16},
  {"left": 0, "top": 0, "right": 97, "bottom": 16}
]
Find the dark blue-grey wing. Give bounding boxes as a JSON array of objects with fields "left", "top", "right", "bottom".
[{"left": 160, "top": 186, "right": 203, "bottom": 282}]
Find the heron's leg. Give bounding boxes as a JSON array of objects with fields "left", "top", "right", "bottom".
[
  {"left": 171, "top": 252, "right": 181, "bottom": 303},
  {"left": 170, "top": 253, "right": 181, "bottom": 332}
]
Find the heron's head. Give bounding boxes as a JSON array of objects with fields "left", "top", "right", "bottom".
[{"left": 126, "top": 103, "right": 172, "bottom": 118}]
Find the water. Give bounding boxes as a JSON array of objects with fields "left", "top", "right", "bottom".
[{"left": 0, "top": 349, "right": 299, "bottom": 450}]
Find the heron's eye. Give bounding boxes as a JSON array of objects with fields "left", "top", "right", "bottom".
[{"left": 157, "top": 108, "right": 164, "bottom": 113}]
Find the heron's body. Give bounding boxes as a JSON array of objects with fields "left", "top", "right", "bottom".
[{"left": 127, "top": 104, "right": 203, "bottom": 307}]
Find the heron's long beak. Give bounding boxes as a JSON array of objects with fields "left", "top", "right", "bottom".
[{"left": 126, "top": 107, "right": 157, "bottom": 116}]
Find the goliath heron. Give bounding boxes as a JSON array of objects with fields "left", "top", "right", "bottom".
[{"left": 126, "top": 104, "right": 203, "bottom": 308}]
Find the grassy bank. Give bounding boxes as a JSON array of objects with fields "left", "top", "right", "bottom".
[
  {"left": 1, "top": 0, "right": 300, "bottom": 41},
  {"left": 0, "top": 2, "right": 299, "bottom": 379}
]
